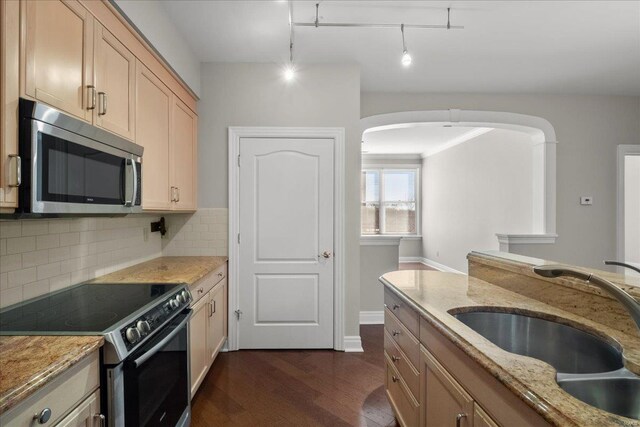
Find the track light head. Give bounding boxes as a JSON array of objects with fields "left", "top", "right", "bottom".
[
  {"left": 284, "top": 64, "right": 295, "bottom": 81},
  {"left": 401, "top": 50, "right": 412, "bottom": 67}
]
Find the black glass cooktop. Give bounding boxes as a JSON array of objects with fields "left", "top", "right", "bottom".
[{"left": 0, "top": 283, "right": 179, "bottom": 334}]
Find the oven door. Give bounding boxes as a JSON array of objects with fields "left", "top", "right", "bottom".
[
  {"left": 121, "top": 310, "right": 191, "bottom": 427},
  {"left": 27, "top": 119, "right": 141, "bottom": 214}
]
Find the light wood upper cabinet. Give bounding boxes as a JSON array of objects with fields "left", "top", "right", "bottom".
[
  {"left": 1, "top": 0, "right": 20, "bottom": 209},
  {"left": 171, "top": 98, "right": 197, "bottom": 211},
  {"left": 136, "top": 60, "right": 172, "bottom": 210},
  {"left": 23, "top": 0, "right": 94, "bottom": 122},
  {"left": 93, "top": 22, "right": 135, "bottom": 140}
]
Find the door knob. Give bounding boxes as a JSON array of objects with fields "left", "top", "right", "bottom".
[{"left": 319, "top": 251, "right": 332, "bottom": 259}]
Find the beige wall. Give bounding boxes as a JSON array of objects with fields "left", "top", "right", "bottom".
[
  {"left": 422, "top": 128, "right": 535, "bottom": 273},
  {"left": 197, "top": 63, "right": 362, "bottom": 337},
  {"left": 360, "top": 244, "right": 399, "bottom": 312},
  {"left": 362, "top": 93, "right": 640, "bottom": 270}
]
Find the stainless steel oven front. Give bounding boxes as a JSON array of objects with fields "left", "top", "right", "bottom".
[
  {"left": 17, "top": 98, "right": 143, "bottom": 216},
  {"left": 106, "top": 310, "right": 192, "bottom": 427}
]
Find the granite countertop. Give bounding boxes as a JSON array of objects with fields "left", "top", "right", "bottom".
[
  {"left": 90, "top": 256, "right": 228, "bottom": 285},
  {"left": 0, "top": 336, "right": 103, "bottom": 415},
  {"left": 380, "top": 270, "right": 640, "bottom": 427},
  {"left": 0, "top": 256, "right": 227, "bottom": 415}
]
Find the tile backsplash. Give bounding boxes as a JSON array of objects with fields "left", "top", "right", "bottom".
[
  {"left": 162, "top": 208, "right": 228, "bottom": 256},
  {"left": 0, "top": 208, "right": 229, "bottom": 308}
]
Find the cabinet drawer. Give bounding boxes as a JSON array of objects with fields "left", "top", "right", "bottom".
[
  {"left": 384, "top": 330, "right": 420, "bottom": 399},
  {"left": 386, "top": 361, "right": 419, "bottom": 427},
  {"left": 385, "top": 308, "right": 420, "bottom": 369},
  {"left": 0, "top": 351, "right": 100, "bottom": 427},
  {"left": 384, "top": 288, "right": 419, "bottom": 337},
  {"left": 190, "top": 263, "right": 227, "bottom": 305}
]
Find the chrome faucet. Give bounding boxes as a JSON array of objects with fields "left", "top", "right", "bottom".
[
  {"left": 533, "top": 265, "right": 640, "bottom": 333},
  {"left": 604, "top": 260, "right": 640, "bottom": 275}
]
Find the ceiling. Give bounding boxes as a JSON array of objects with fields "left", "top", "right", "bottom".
[
  {"left": 161, "top": 1, "right": 640, "bottom": 95},
  {"left": 362, "top": 125, "right": 494, "bottom": 157}
]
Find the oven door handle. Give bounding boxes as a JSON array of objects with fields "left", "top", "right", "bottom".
[{"left": 128, "top": 312, "right": 191, "bottom": 368}]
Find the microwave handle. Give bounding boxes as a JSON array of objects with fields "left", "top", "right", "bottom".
[
  {"left": 128, "top": 311, "right": 191, "bottom": 368},
  {"left": 124, "top": 159, "right": 137, "bottom": 207}
]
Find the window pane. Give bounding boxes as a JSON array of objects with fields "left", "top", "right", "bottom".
[
  {"left": 383, "top": 202, "right": 416, "bottom": 234},
  {"left": 361, "top": 171, "right": 380, "bottom": 202},
  {"left": 361, "top": 202, "right": 380, "bottom": 234},
  {"left": 383, "top": 171, "right": 415, "bottom": 202}
]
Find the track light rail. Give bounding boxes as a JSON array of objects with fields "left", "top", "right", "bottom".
[{"left": 292, "top": 22, "right": 463, "bottom": 30}]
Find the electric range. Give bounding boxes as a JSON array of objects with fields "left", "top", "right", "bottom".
[{"left": 0, "top": 282, "right": 193, "bottom": 427}]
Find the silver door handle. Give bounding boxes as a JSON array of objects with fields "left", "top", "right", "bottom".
[
  {"left": 98, "top": 92, "right": 107, "bottom": 115},
  {"left": 456, "top": 413, "right": 467, "bottom": 427},
  {"left": 319, "top": 251, "right": 332, "bottom": 259},
  {"left": 87, "top": 85, "right": 96, "bottom": 110},
  {"left": 8, "top": 154, "right": 20, "bottom": 187}
]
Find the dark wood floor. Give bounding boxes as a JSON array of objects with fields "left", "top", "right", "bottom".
[{"left": 191, "top": 325, "right": 399, "bottom": 427}]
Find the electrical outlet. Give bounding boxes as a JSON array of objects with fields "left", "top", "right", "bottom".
[{"left": 580, "top": 196, "right": 593, "bottom": 206}]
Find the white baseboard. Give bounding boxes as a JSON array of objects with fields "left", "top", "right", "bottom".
[
  {"left": 343, "top": 336, "right": 364, "bottom": 352},
  {"left": 399, "top": 256, "right": 464, "bottom": 274},
  {"left": 359, "top": 311, "right": 384, "bottom": 325}
]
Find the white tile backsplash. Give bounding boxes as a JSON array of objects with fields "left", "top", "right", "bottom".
[
  {"left": 0, "top": 216, "right": 163, "bottom": 308},
  {"left": 0, "top": 210, "right": 229, "bottom": 308},
  {"left": 162, "top": 208, "right": 228, "bottom": 257}
]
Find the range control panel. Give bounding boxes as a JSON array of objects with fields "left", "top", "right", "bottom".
[{"left": 120, "top": 288, "right": 191, "bottom": 350}]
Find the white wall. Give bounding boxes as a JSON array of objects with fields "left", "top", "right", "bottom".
[
  {"left": 422, "top": 129, "right": 535, "bottom": 273},
  {"left": 197, "top": 62, "right": 362, "bottom": 337},
  {"left": 113, "top": 0, "right": 201, "bottom": 96},
  {"left": 362, "top": 93, "right": 640, "bottom": 270},
  {"left": 625, "top": 155, "right": 640, "bottom": 263},
  {"left": 360, "top": 244, "right": 399, "bottom": 312}
]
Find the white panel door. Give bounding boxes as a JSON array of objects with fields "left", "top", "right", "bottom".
[{"left": 238, "top": 138, "right": 334, "bottom": 348}]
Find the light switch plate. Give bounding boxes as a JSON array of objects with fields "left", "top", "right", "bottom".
[{"left": 580, "top": 196, "right": 593, "bottom": 205}]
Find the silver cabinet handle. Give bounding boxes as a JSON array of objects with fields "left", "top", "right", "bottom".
[
  {"left": 391, "top": 375, "right": 399, "bottom": 383},
  {"left": 170, "top": 186, "right": 176, "bottom": 202},
  {"left": 94, "top": 414, "right": 106, "bottom": 427},
  {"left": 87, "top": 85, "right": 96, "bottom": 110},
  {"left": 197, "top": 288, "right": 204, "bottom": 294},
  {"left": 176, "top": 186, "right": 180, "bottom": 202},
  {"left": 391, "top": 355, "right": 400, "bottom": 362},
  {"left": 34, "top": 408, "right": 52, "bottom": 424},
  {"left": 213, "top": 300, "right": 216, "bottom": 314},
  {"left": 98, "top": 92, "right": 107, "bottom": 115},
  {"left": 392, "top": 304, "right": 400, "bottom": 310},
  {"left": 456, "top": 413, "right": 467, "bottom": 427},
  {"left": 8, "top": 154, "right": 20, "bottom": 187},
  {"left": 392, "top": 330, "right": 400, "bottom": 336}
]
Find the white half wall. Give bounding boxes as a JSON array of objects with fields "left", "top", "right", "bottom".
[
  {"left": 625, "top": 155, "right": 640, "bottom": 263},
  {"left": 360, "top": 242, "right": 399, "bottom": 312},
  {"left": 421, "top": 128, "right": 536, "bottom": 273},
  {"left": 113, "top": 0, "right": 201, "bottom": 96}
]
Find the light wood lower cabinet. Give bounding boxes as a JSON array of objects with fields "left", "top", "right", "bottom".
[
  {"left": 383, "top": 288, "right": 548, "bottom": 427},
  {"left": 189, "top": 263, "right": 228, "bottom": 397},
  {"left": 0, "top": 351, "right": 102, "bottom": 427}
]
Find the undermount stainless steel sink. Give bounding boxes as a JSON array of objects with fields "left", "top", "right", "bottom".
[
  {"left": 453, "top": 311, "right": 623, "bottom": 374},
  {"left": 558, "top": 373, "right": 640, "bottom": 420}
]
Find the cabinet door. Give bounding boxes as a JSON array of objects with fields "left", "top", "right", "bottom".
[
  {"left": 474, "top": 404, "right": 499, "bottom": 427},
  {"left": 94, "top": 23, "right": 135, "bottom": 140},
  {"left": 207, "top": 280, "right": 226, "bottom": 364},
  {"left": 55, "top": 389, "right": 100, "bottom": 427},
  {"left": 1, "top": 0, "right": 19, "bottom": 208},
  {"left": 171, "top": 98, "right": 197, "bottom": 211},
  {"left": 189, "top": 295, "right": 209, "bottom": 398},
  {"left": 135, "top": 61, "right": 172, "bottom": 210},
  {"left": 23, "top": 0, "right": 93, "bottom": 122},
  {"left": 421, "top": 348, "right": 474, "bottom": 427}
]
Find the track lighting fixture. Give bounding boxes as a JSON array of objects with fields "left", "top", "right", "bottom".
[
  {"left": 400, "top": 24, "right": 412, "bottom": 67},
  {"left": 284, "top": 0, "right": 296, "bottom": 81}
]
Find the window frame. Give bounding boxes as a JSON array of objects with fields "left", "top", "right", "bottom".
[{"left": 361, "top": 165, "right": 421, "bottom": 237}]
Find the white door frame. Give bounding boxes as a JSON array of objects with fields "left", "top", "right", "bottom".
[
  {"left": 617, "top": 144, "right": 640, "bottom": 264},
  {"left": 228, "top": 127, "right": 346, "bottom": 351}
]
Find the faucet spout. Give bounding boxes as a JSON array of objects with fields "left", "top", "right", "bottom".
[
  {"left": 533, "top": 264, "right": 640, "bottom": 334},
  {"left": 604, "top": 260, "right": 640, "bottom": 275}
]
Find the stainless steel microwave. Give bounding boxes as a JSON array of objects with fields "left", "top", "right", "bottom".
[{"left": 16, "top": 98, "right": 143, "bottom": 216}]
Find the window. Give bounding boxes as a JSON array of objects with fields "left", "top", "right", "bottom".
[{"left": 361, "top": 168, "right": 419, "bottom": 235}]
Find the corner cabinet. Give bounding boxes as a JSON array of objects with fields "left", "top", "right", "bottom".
[
  {"left": 1, "top": 0, "right": 198, "bottom": 213},
  {"left": 189, "top": 262, "right": 228, "bottom": 397},
  {"left": 383, "top": 288, "right": 549, "bottom": 427}
]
